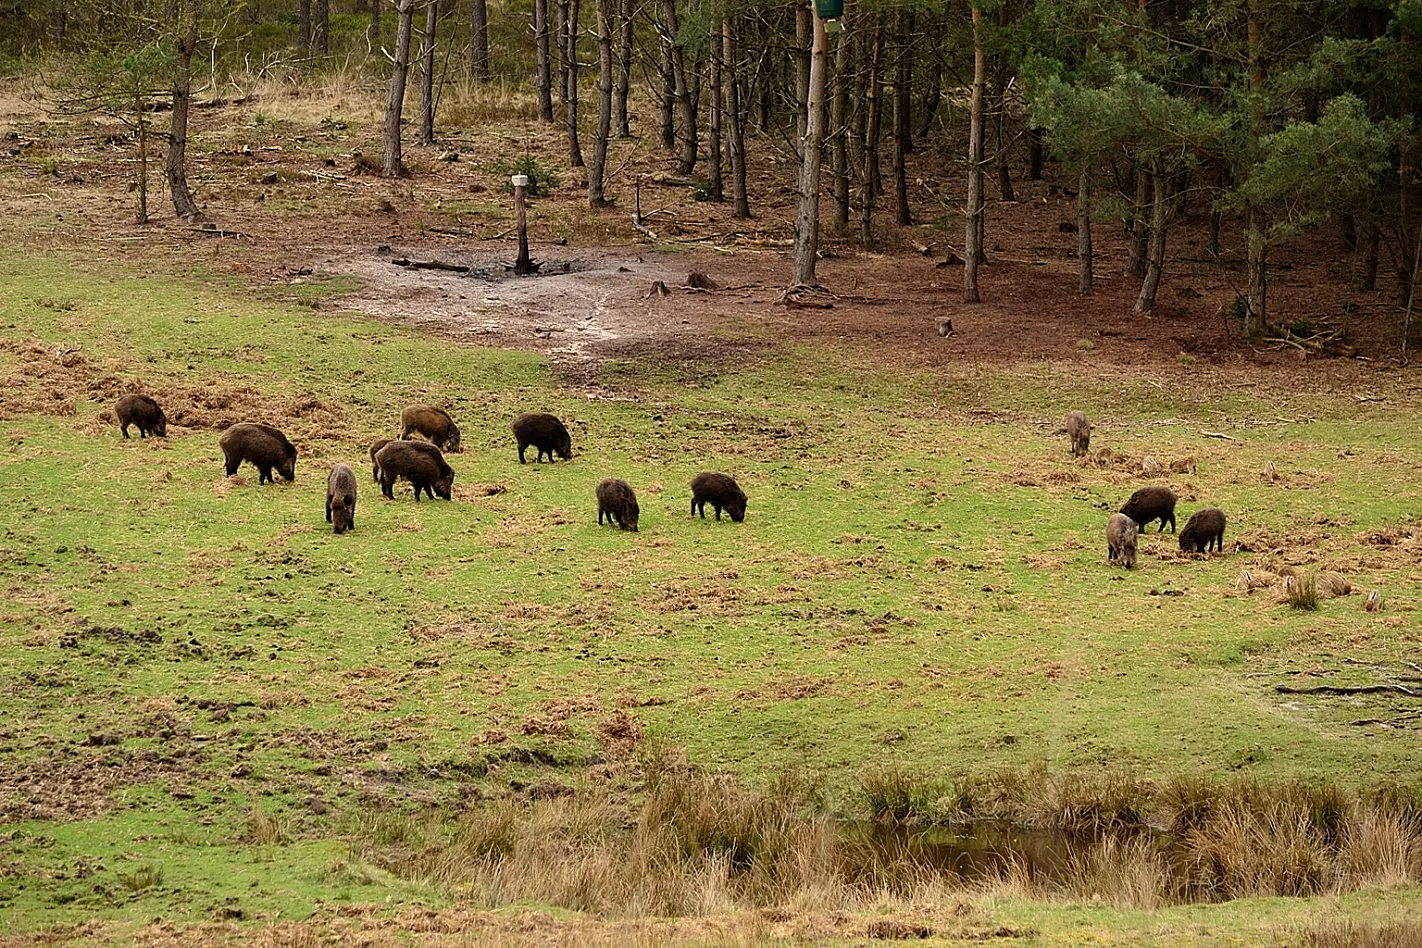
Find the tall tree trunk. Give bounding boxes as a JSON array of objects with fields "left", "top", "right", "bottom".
[
  {"left": 1398, "top": 159, "right": 1417, "bottom": 310},
  {"left": 134, "top": 92, "right": 149, "bottom": 223},
  {"left": 1136, "top": 169, "right": 1168, "bottom": 312},
  {"left": 1127, "top": 167, "right": 1148, "bottom": 277},
  {"left": 1341, "top": 214, "right": 1358, "bottom": 252},
  {"left": 792, "top": 7, "right": 828, "bottom": 287},
  {"left": 589, "top": 0, "right": 613, "bottom": 205},
  {"left": 1078, "top": 167, "right": 1092, "bottom": 293},
  {"left": 1027, "top": 127, "right": 1043, "bottom": 180},
  {"left": 383, "top": 0, "right": 415, "bottom": 177},
  {"left": 369, "top": 0, "right": 381, "bottom": 40},
  {"left": 915, "top": 36, "right": 941, "bottom": 141},
  {"left": 1243, "top": 0, "right": 1266, "bottom": 334},
  {"left": 555, "top": 0, "right": 570, "bottom": 124},
  {"left": 54, "top": 2, "right": 68, "bottom": 51},
  {"left": 314, "top": 0, "right": 329, "bottom": 53},
  {"left": 534, "top": 0, "right": 554, "bottom": 121},
  {"left": 300, "top": 0, "right": 311, "bottom": 50},
  {"left": 613, "top": 0, "right": 633, "bottom": 136},
  {"left": 708, "top": 25, "right": 724, "bottom": 202},
  {"left": 831, "top": 7, "right": 851, "bottom": 228},
  {"left": 417, "top": 0, "right": 438, "bottom": 144},
  {"left": 166, "top": 0, "right": 200, "bottom": 220},
  {"left": 470, "top": 0, "right": 489, "bottom": 78},
  {"left": 564, "top": 0, "right": 584, "bottom": 167},
  {"left": 1208, "top": 167, "right": 1224, "bottom": 255},
  {"left": 993, "top": 77, "right": 1014, "bottom": 202},
  {"left": 963, "top": 5, "right": 986, "bottom": 303},
  {"left": 795, "top": 5, "right": 811, "bottom": 146},
  {"left": 724, "top": 18, "right": 750, "bottom": 219},
  {"left": 865, "top": 24, "right": 883, "bottom": 199},
  {"left": 892, "top": 9, "right": 912, "bottom": 226},
  {"left": 663, "top": 0, "right": 696, "bottom": 173},
  {"left": 756, "top": 52, "right": 773, "bottom": 134},
  {"left": 657, "top": 27, "right": 676, "bottom": 151},
  {"left": 1246, "top": 209, "right": 1267, "bottom": 331},
  {"left": 1362, "top": 220, "right": 1380, "bottom": 291}
]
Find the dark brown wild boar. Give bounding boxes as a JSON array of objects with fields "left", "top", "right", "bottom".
[
  {"left": 399, "top": 405, "right": 461, "bottom": 452},
  {"left": 1119, "top": 485, "right": 1177, "bottom": 533},
  {"left": 512, "top": 412, "right": 572, "bottom": 463},
  {"left": 116, "top": 393, "right": 167, "bottom": 439},
  {"left": 690, "top": 471, "right": 747, "bottom": 522},
  {"left": 219, "top": 423, "right": 296, "bottom": 484},
  {"left": 326, "top": 464, "right": 357, "bottom": 534},
  {"left": 1067, "top": 410, "right": 1090, "bottom": 457},
  {"left": 369, "top": 438, "right": 392, "bottom": 483},
  {"left": 1179, "top": 508, "right": 1226, "bottom": 553},
  {"left": 596, "top": 478, "right": 639, "bottom": 531},
  {"left": 376, "top": 440, "right": 454, "bottom": 501},
  {"left": 1107, "top": 513, "right": 1138, "bottom": 569}
]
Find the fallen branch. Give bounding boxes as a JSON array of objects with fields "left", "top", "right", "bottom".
[
  {"left": 189, "top": 226, "right": 253, "bottom": 239},
  {"left": 392, "top": 258, "right": 470, "bottom": 273},
  {"left": 1275, "top": 684, "right": 1418, "bottom": 697},
  {"left": 1199, "top": 430, "right": 1238, "bottom": 441},
  {"left": 674, "top": 231, "right": 755, "bottom": 244}
]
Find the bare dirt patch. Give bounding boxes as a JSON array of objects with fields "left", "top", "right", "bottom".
[{"left": 0, "top": 739, "right": 206, "bottom": 822}]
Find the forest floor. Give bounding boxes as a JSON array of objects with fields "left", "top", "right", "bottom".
[{"left": 1, "top": 75, "right": 1421, "bottom": 946}]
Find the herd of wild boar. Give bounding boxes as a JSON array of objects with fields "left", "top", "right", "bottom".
[
  {"left": 119, "top": 395, "right": 1226, "bottom": 567},
  {"left": 116, "top": 396, "right": 747, "bottom": 537},
  {"left": 1070, "top": 410, "right": 1226, "bottom": 570}
]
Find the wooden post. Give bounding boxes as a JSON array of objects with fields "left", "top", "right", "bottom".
[{"left": 513, "top": 175, "right": 535, "bottom": 275}]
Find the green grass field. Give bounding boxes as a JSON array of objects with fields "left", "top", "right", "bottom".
[{"left": 2, "top": 254, "right": 1421, "bottom": 944}]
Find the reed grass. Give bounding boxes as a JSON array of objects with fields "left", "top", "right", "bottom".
[{"left": 347, "top": 763, "right": 1422, "bottom": 917}]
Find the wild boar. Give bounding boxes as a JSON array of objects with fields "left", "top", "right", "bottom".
[
  {"left": 219, "top": 423, "right": 296, "bottom": 484},
  {"left": 399, "top": 405, "right": 461, "bottom": 452},
  {"left": 369, "top": 438, "right": 392, "bottom": 483},
  {"left": 326, "top": 464, "right": 357, "bottom": 534},
  {"left": 116, "top": 393, "right": 167, "bottom": 439},
  {"left": 1179, "top": 507, "right": 1226, "bottom": 553},
  {"left": 1107, "top": 513, "right": 1138, "bottom": 569},
  {"left": 596, "top": 478, "right": 639, "bottom": 531},
  {"left": 1067, "top": 411, "right": 1090, "bottom": 457},
  {"left": 1119, "top": 485, "right": 1177, "bottom": 533},
  {"left": 375, "top": 439, "right": 454, "bottom": 501},
  {"left": 690, "top": 471, "right": 747, "bottom": 522},
  {"left": 512, "top": 412, "right": 572, "bottom": 464}
]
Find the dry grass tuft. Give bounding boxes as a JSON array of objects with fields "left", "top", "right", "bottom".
[
  {"left": 1304, "top": 920, "right": 1422, "bottom": 948},
  {"left": 1285, "top": 572, "right": 1320, "bottom": 610}
]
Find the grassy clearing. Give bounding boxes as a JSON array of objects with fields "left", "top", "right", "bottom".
[{"left": 1, "top": 251, "right": 1421, "bottom": 941}]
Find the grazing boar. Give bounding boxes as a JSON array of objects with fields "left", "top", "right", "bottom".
[
  {"left": 326, "top": 464, "right": 357, "bottom": 534},
  {"left": 596, "top": 478, "right": 639, "bottom": 531},
  {"left": 375, "top": 439, "right": 454, "bottom": 501},
  {"left": 1107, "top": 513, "right": 1138, "bottom": 569},
  {"left": 219, "top": 423, "right": 296, "bottom": 484},
  {"left": 1067, "top": 411, "right": 1090, "bottom": 457},
  {"left": 690, "top": 471, "right": 747, "bottom": 522},
  {"left": 116, "top": 393, "right": 167, "bottom": 439},
  {"left": 1119, "top": 485, "right": 1177, "bottom": 533},
  {"left": 1179, "top": 507, "right": 1226, "bottom": 553},
  {"left": 399, "top": 405, "right": 461, "bottom": 452},
  {"left": 512, "top": 412, "right": 573, "bottom": 463},
  {"left": 369, "top": 438, "right": 392, "bottom": 483}
]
